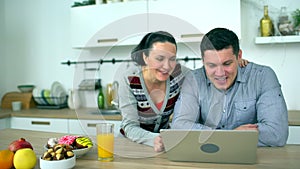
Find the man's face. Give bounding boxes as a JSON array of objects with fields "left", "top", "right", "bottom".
[{"left": 202, "top": 47, "right": 241, "bottom": 90}]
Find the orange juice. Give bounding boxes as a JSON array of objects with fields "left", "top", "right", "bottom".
[{"left": 97, "top": 133, "right": 114, "bottom": 161}]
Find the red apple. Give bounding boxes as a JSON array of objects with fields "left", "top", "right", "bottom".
[{"left": 8, "top": 138, "right": 33, "bottom": 152}]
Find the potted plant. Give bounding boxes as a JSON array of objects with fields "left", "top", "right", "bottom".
[{"left": 292, "top": 9, "right": 300, "bottom": 35}]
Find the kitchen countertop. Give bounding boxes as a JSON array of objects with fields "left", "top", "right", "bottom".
[
  {"left": 0, "top": 128, "right": 299, "bottom": 169},
  {"left": 1, "top": 108, "right": 300, "bottom": 125},
  {"left": 0, "top": 108, "right": 122, "bottom": 121}
]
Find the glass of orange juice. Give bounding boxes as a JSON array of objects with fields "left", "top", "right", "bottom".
[{"left": 96, "top": 123, "right": 114, "bottom": 161}]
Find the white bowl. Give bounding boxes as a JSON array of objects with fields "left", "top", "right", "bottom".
[
  {"left": 40, "top": 155, "right": 76, "bottom": 169},
  {"left": 72, "top": 146, "right": 93, "bottom": 157},
  {"left": 18, "top": 85, "right": 35, "bottom": 92},
  {"left": 44, "top": 145, "right": 92, "bottom": 158}
]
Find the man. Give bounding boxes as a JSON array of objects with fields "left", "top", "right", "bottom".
[{"left": 171, "top": 28, "right": 288, "bottom": 146}]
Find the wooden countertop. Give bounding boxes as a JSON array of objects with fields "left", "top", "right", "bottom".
[
  {"left": 1, "top": 108, "right": 300, "bottom": 125},
  {"left": 0, "top": 108, "right": 122, "bottom": 121},
  {"left": 0, "top": 128, "right": 299, "bottom": 169}
]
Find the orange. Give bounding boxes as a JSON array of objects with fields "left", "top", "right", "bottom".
[{"left": 0, "top": 149, "right": 14, "bottom": 169}]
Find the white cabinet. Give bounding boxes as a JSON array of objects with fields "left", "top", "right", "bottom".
[
  {"left": 71, "top": 1, "right": 148, "bottom": 48},
  {"left": 287, "top": 126, "right": 300, "bottom": 144},
  {"left": 70, "top": 0, "right": 241, "bottom": 48},
  {"left": 69, "top": 119, "right": 121, "bottom": 137},
  {"left": 148, "top": 0, "right": 241, "bottom": 42},
  {"left": 10, "top": 117, "right": 68, "bottom": 133},
  {"left": 0, "top": 118, "right": 10, "bottom": 129}
]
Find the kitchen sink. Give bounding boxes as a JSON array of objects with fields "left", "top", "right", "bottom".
[{"left": 90, "top": 109, "right": 120, "bottom": 115}]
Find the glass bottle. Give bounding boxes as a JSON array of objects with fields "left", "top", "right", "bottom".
[
  {"left": 106, "top": 83, "right": 113, "bottom": 109},
  {"left": 97, "top": 80, "right": 105, "bottom": 110},
  {"left": 260, "top": 5, "right": 274, "bottom": 37}
]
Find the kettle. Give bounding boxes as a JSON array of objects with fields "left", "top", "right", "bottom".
[{"left": 111, "top": 81, "right": 119, "bottom": 109}]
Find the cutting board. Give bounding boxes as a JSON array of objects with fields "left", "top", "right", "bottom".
[{"left": 1, "top": 92, "right": 36, "bottom": 109}]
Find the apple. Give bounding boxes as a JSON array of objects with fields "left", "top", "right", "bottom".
[{"left": 8, "top": 138, "right": 33, "bottom": 152}]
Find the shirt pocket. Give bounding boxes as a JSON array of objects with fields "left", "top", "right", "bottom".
[{"left": 234, "top": 100, "right": 257, "bottom": 125}]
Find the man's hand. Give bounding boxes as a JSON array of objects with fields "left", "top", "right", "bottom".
[
  {"left": 154, "top": 135, "right": 165, "bottom": 152},
  {"left": 235, "top": 124, "right": 258, "bottom": 131}
]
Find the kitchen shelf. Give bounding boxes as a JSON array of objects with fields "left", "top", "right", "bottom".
[{"left": 255, "top": 35, "right": 300, "bottom": 44}]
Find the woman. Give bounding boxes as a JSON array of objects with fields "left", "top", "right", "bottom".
[
  {"left": 118, "top": 31, "right": 188, "bottom": 152},
  {"left": 118, "top": 31, "right": 248, "bottom": 152}
]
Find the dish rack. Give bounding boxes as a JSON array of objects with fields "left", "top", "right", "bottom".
[{"left": 33, "top": 96, "right": 68, "bottom": 109}]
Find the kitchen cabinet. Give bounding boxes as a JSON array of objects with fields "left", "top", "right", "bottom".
[
  {"left": 0, "top": 118, "right": 10, "bottom": 129},
  {"left": 70, "top": 0, "right": 241, "bottom": 48},
  {"left": 68, "top": 119, "right": 121, "bottom": 137},
  {"left": 148, "top": 0, "right": 241, "bottom": 42},
  {"left": 10, "top": 117, "right": 68, "bottom": 133},
  {"left": 287, "top": 126, "right": 300, "bottom": 144},
  {"left": 70, "top": 1, "right": 148, "bottom": 48}
]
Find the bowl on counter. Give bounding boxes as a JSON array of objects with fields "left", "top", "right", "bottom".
[
  {"left": 40, "top": 155, "right": 76, "bottom": 169},
  {"left": 18, "top": 85, "right": 35, "bottom": 93},
  {"left": 44, "top": 144, "right": 92, "bottom": 158}
]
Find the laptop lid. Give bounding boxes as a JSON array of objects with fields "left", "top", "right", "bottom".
[{"left": 160, "top": 129, "right": 258, "bottom": 164}]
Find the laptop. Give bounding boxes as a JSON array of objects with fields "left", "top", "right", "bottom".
[{"left": 160, "top": 129, "right": 259, "bottom": 164}]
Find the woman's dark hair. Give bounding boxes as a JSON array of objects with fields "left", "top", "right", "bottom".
[
  {"left": 200, "top": 28, "right": 240, "bottom": 58},
  {"left": 131, "top": 31, "right": 177, "bottom": 65}
]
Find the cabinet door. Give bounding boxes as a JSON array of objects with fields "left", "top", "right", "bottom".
[
  {"left": 10, "top": 117, "right": 68, "bottom": 133},
  {"left": 287, "top": 126, "right": 300, "bottom": 144},
  {"left": 71, "top": 1, "right": 148, "bottom": 48},
  {"left": 0, "top": 118, "right": 10, "bottom": 129},
  {"left": 69, "top": 119, "right": 121, "bottom": 137},
  {"left": 148, "top": 0, "right": 241, "bottom": 41}
]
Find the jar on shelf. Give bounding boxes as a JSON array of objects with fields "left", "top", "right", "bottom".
[{"left": 277, "top": 6, "right": 294, "bottom": 36}]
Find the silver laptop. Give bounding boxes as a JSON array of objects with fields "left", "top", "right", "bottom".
[{"left": 160, "top": 129, "right": 258, "bottom": 164}]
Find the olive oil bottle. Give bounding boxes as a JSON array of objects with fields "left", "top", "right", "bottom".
[{"left": 260, "top": 5, "right": 274, "bottom": 37}]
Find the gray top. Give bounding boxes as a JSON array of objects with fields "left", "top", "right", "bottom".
[
  {"left": 171, "top": 62, "right": 288, "bottom": 147},
  {"left": 118, "top": 62, "right": 189, "bottom": 147}
]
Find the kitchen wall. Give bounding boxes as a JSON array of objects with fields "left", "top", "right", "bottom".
[
  {"left": 241, "top": 0, "right": 300, "bottom": 110},
  {"left": 1, "top": 0, "right": 300, "bottom": 110},
  {"left": 0, "top": 0, "right": 5, "bottom": 103}
]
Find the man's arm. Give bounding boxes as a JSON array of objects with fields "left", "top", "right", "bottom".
[
  {"left": 256, "top": 66, "right": 288, "bottom": 146},
  {"left": 171, "top": 71, "right": 212, "bottom": 130}
]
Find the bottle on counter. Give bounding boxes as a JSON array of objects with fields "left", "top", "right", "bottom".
[
  {"left": 260, "top": 5, "right": 274, "bottom": 37},
  {"left": 106, "top": 83, "right": 113, "bottom": 109},
  {"left": 97, "top": 80, "right": 105, "bottom": 110}
]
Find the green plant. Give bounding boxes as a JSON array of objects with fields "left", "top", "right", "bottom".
[
  {"left": 292, "top": 9, "right": 300, "bottom": 29},
  {"left": 71, "top": 0, "right": 96, "bottom": 8}
]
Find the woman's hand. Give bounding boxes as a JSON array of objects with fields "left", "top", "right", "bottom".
[
  {"left": 238, "top": 58, "right": 249, "bottom": 67},
  {"left": 154, "top": 135, "right": 165, "bottom": 152}
]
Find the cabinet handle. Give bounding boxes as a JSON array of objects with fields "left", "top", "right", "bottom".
[
  {"left": 97, "top": 38, "right": 118, "bottom": 43},
  {"left": 87, "top": 123, "right": 97, "bottom": 127},
  {"left": 180, "top": 33, "right": 204, "bottom": 38},
  {"left": 31, "top": 121, "right": 50, "bottom": 125}
]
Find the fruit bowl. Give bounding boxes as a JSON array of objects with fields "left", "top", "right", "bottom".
[
  {"left": 44, "top": 145, "right": 92, "bottom": 158},
  {"left": 40, "top": 155, "right": 76, "bottom": 169}
]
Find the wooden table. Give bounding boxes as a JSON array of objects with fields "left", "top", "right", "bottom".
[{"left": 0, "top": 129, "right": 299, "bottom": 169}]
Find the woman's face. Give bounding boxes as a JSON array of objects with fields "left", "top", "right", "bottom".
[{"left": 143, "top": 42, "right": 177, "bottom": 82}]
